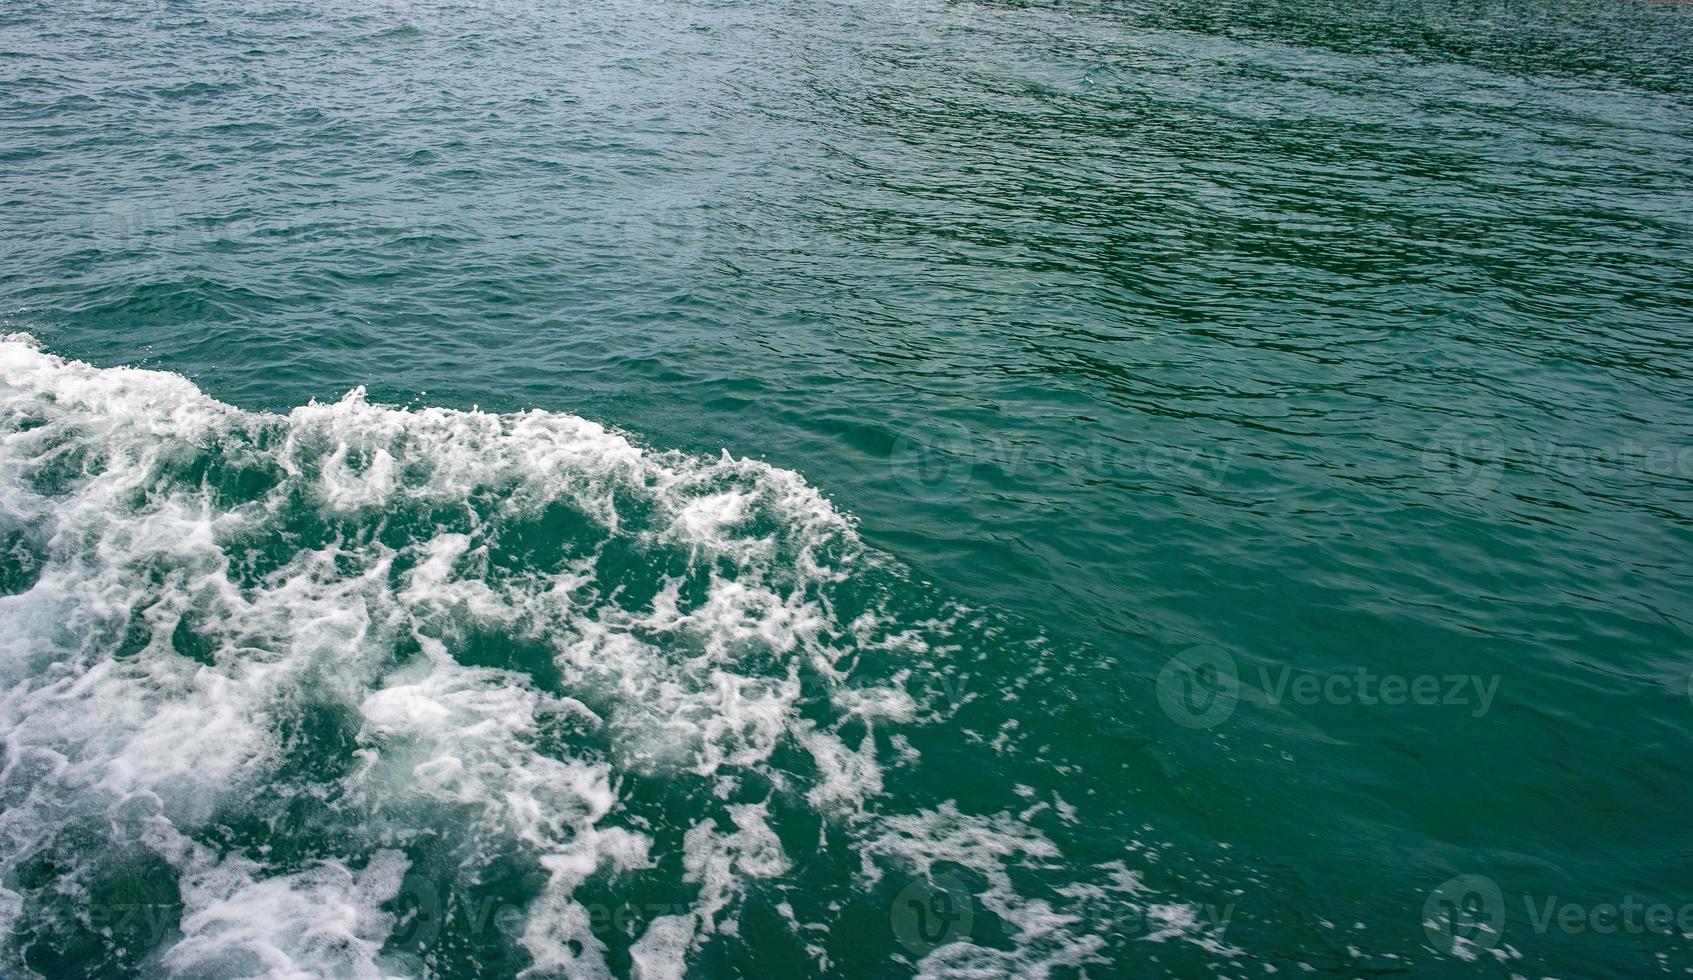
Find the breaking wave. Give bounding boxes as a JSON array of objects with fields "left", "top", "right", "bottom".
[{"left": 0, "top": 335, "right": 1231, "bottom": 978}]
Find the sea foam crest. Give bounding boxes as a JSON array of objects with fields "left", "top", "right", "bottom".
[{"left": 0, "top": 335, "right": 1218, "bottom": 978}]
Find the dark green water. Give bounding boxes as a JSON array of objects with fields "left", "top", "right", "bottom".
[{"left": 3, "top": 0, "right": 1692, "bottom": 976}]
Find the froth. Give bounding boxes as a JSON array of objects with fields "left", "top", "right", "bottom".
[{"left": 0, "top": 336, "right": 1206, "bottom": 977}]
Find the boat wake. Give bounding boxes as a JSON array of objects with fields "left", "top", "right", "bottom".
[{"left": 0, "top": 335, "right": 1231, "bottom": 978}]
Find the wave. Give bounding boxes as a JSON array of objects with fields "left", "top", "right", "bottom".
[{"left": 0, "top": 335, "right": 1229, "bottom": 978}]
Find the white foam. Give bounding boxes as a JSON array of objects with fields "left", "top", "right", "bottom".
[
  {"left": 163, "top": 849, "right": 409, "bottom": 979},
  {"left": 628, "top": 914, "right": 693, "bottom": 980},
  {"left": 683, "top": 803, "right": 790, "bottom": 938},
  {"left": 797, "top": 725, "right": 885, "bottom": 812},
  {"left": 0, "top": 335, "right": 1226, "bottom": 977}
]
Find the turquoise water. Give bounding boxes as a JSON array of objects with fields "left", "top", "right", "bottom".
[{"left": 3, "top": 0, "right": 1693, "bottom": 976}]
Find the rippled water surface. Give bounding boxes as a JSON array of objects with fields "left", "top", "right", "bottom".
[{"left": 2, "top": 0, "right": 1692, "bottom": 976}]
